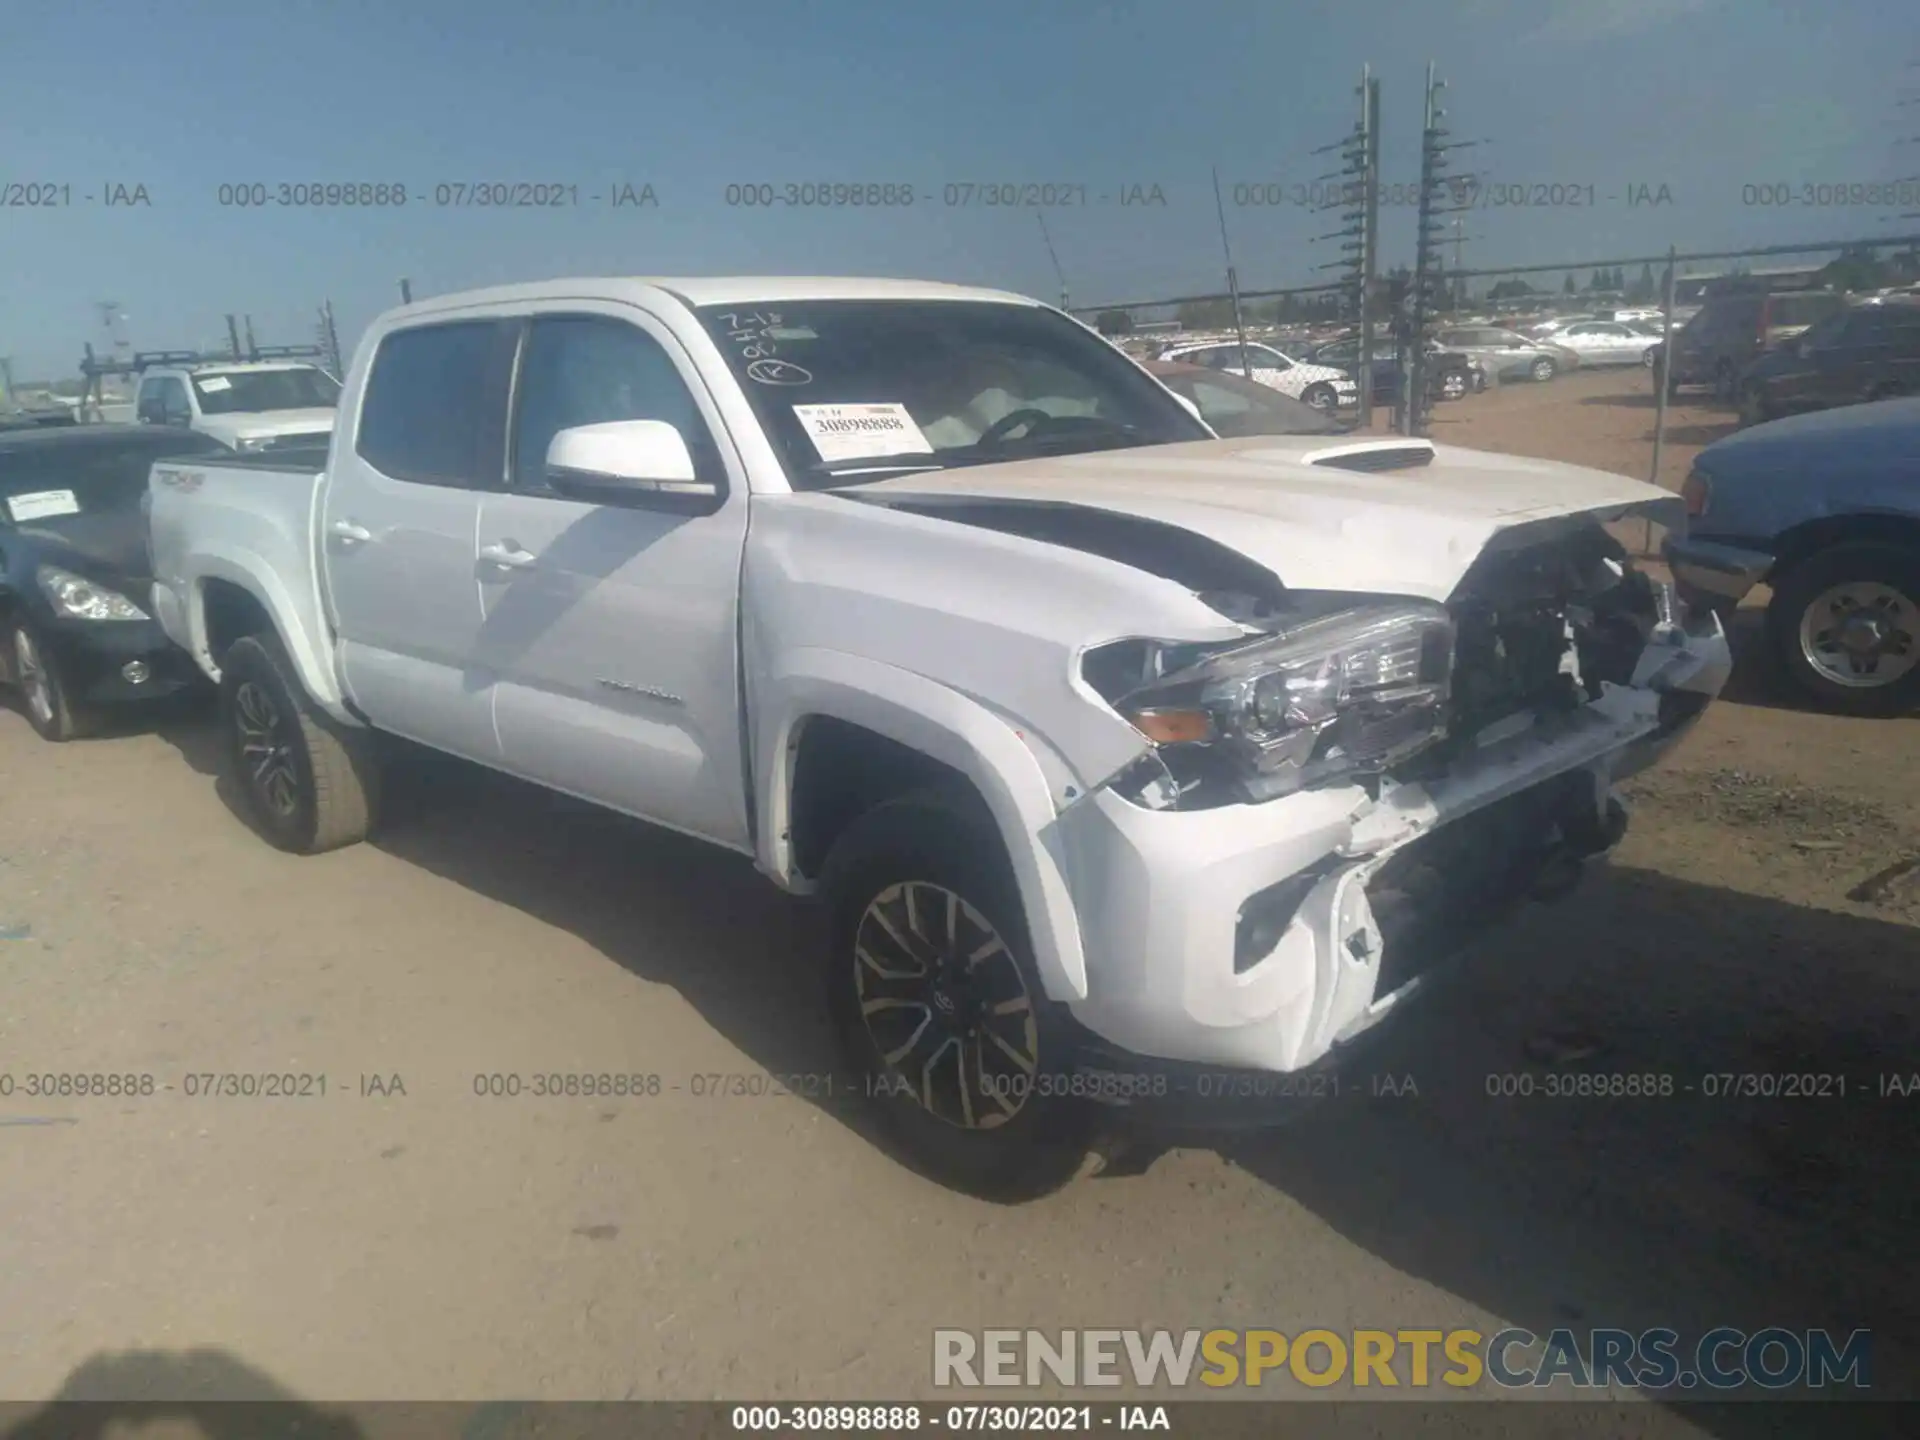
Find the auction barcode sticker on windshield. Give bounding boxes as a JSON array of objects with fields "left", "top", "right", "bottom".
[
  {"left": 196, "top": 376, "right": 233, "bottom": 392},
  {"left": 6, "top": 489, "right": 81, "bottom": 523},
  {"left": 792, "top": 403, "right": 933, "bottom": 463}
]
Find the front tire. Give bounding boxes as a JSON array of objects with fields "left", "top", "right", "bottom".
[
  {"left": 1766, "top": 545, "right": 1920, "bottom": 717},
  {"left": 820, "top": 791, "right": 1097, "bottom": 1202},
  {"left": 1738, "top": 384, "right": 1771, "bottom": 429},
  {"left": 6, "top": 619, "right": 96, "bottom": 742},
  {"left": 1302, "top": 383, "right": 1338, "bottom": 412},
  {"left": 1529, "top": 356, "right": 1557, "bottom": 382},
  {"left": 1438, "top": 369, "right": 1468, "bottom": 401},
  {"left": 220, "top": 634, "right": 379, "bottom": 852}
]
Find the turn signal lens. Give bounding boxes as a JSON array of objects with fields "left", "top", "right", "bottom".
[
  {"left": 1125, "top": 707, "right": 1217, "bottom": 745},
  {"left": 1681, "top": 469, "right": 1711, "bottom": 518}
]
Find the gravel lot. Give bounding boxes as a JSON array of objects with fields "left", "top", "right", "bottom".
[{"left": 2, "top": 368, "right": 1914, "bottom": 1436}]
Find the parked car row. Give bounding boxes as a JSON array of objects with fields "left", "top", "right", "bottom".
[{"left": 5, "top": 273, "right": 1736, "bottom": 1201}]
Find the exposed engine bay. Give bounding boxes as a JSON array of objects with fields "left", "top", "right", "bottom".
[{"left": 1080, "top": 519, "right": 1667, "bottom": 811}]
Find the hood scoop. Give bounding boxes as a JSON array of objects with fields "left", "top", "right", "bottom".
[{"left": 1298, "top": 439, "right": 1436, "bottom": 473}]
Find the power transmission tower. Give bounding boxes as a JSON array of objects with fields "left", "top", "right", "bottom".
[
  {"left": 1310, "top": 68, "right": 1381, "bottom": 424},
  {"left": 1408, "top": 63, "right": 1478, "bottom": 435}
]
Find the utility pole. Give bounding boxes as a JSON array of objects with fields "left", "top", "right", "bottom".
[
  {"left": 1035, "top": 211, "right": 1070, "bottom": 312},
  {"left": 1210, "top": 168, "right": 1254, "bottom": 377},
  {"left": 1410, "top": 63, "right": 1477, "bottom": 435},
  {"left": 1309, "top": 70, "right": 1381, "bottom": 424},
  {"left": 1648, "top": 245, "right": 1680, "bottom": 541},
  {"left": 399, "top": 278, "right": 413, "bottom": 304}
]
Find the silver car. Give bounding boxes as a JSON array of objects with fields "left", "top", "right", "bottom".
[
  {"left": 1433, "top": 326, "right": 1580, "bottom": 382},
  {"left": 1552, "top": 320, "right": 1661, "bottom": 369}
]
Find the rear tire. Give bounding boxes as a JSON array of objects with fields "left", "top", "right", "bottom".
[
  {"left": 6, "top": 619, "right": 97, "bottom": 743},
  {"left": 219, "top": 633, "right": 379, "bottom": 852},
  {"left": 1738, "top": 384, "right": 1771, "bottom": 429},
  {"left": 1529, "top": 356, "right": 1557, "bottom": 382},
  {"left": 1766, "top": 545, "right": 1920, "bottom": 717},
  {"left": 820, "top": 790, "right": 1098, "bottom": 1203},
  {"left": 1438, "top": 369, "right": 1468, "bottom": 401}
]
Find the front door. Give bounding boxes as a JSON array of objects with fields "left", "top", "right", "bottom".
[
  {"left": 323, "top": 317, "right": 516, "bottom": 761},
  {"left": 472, "top": 310, "right": 752, "bottom": 850}
]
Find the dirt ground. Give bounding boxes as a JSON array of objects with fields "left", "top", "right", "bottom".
[{"left": 2, "top": 367, "right": 1915, "bottom": 1436}]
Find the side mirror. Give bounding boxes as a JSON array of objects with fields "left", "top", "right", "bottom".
[{"left": 544, "top": 420, "right": 718, "bottom": 507}]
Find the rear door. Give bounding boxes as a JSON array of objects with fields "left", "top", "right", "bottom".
[
  {"left": 472, "top": 309, "right": 753, "bottom": 849},
  {"left": 322, "top": 317, "right": 517, "bottom": 762}
]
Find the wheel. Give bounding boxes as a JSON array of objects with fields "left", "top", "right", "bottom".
[
  {"left": 1529, "top": 356, "right": 1557, "bottom": 382},
  {"left": 820, "top": 790, "right": 1098, "bottom": 1202},
  {"left": 6, "top": 619, "right": 97, "bottom": 742},
  {"left": 1472, "top": 369, "right": 1489, "bottom": 393},
  {"left": 1738, "top": 384, "right": 1771, "bottom": 429},
  {"left": 219, "top": 633, "right": 379, "bottom": 852},
  {"left": 1302, "top": 383, "right": 1337, "bottom": 412},
  {"left": 1766, "top": 545, "right": 1920, "bottom": 717},
  {"left": 1438, "top": 369, "right": 1468, "bottom": 401},
  {"left": 1642, "top": 347, "right": 1660, "bottom": 369}
]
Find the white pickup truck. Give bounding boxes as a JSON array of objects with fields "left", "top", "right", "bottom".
[
  {"left": 146, "top": 275, "right": 1731, "bottom": 1200},
  {"left": 134, "top": 360, "right": 338, "bottom": 452}
]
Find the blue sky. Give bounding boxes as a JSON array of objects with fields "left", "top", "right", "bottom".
[{"left": 2, "top": 0, "right": 1916, "bottom": 375}]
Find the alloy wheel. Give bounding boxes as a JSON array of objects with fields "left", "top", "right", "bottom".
[
  {"left": 234, "top": 680, "right": 301, "bottom": 817},
  {"left": 853, "top": 880, "right": 1039, "bottom": 1130},
  {"left": 13, "top": 629, "right": 54, "bottom": 728},
  {"left": 1798, "top": 581, "right": 1918, "bottom": 690}
]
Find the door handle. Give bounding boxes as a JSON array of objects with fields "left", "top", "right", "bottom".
[
  {"left": 479, "top": 541, "right": 538, "bottom": 571},
  {"left": 330, "top": 519, "right": 373, "bottom": 544}
]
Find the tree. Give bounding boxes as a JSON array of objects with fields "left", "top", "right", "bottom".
[
  {"left": 1094, "top": 309, "right": 1134, "bottom": 336},
  {"left": 1629, "top": 263, "right": 1657, "bottom": 303},
  {"left": 1564, "top": 273, "right": 1577, "bottom": 294},
  {"left": 1819, "top": 245, "right": 1888, "bottom": 293},
  {"left": 1488, "top": 278, "right": 1535, "bottom": 300}
]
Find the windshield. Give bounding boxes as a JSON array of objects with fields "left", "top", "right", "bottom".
[
  {"left": 191, "top": 367, "right": 341, "bottom": 415},
  {"left": 697, "top": 299, "right": 1210, "bottom": 488},
  {"left": 1, "top": 436, "right": 219, "bottom": 521}
]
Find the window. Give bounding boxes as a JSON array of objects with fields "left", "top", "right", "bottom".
[
  {"left": 509, "top": 315, "right": 721, "bottom": 493},
  {"left": 356, "top": 320, "right": 512, "bottom": 487},
  {"left": 138, "top": 377, "right": 191, "bottom": 425},
  {"left": 1767, "top": 294, "right": 1843, "bottom": 329},
  {"left": 1, "top": 434, "right": 222, "bottom": 517},
  {"left": 192, "top": 367, "right": 341, "bottom": 415}
]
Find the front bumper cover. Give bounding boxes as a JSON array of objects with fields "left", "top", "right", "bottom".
[
  {"left": 1664, "top": 535, "right": 1774, "bottom": 613},
  {"left": 1055, "top": 613, "right": 1731, "bottom": 1092}
]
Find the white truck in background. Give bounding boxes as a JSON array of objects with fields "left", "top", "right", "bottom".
[
  {"left": 145, "top": 275, "right": 1731, "bottom": 1200},
  {"left": 133, "top": 357, "right": 339, "bottom": 452}
]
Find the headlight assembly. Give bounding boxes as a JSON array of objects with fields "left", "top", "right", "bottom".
[
  {"left": 1098, "top": 602, "right": 1455, "bottom": 803},
  {"left": 37, "top": 565, "right": 148, "bottom": 622}
]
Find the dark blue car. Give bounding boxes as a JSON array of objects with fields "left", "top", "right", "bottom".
[{"left": 1665, "top": 397, "right": 1920, "bottom": 715}]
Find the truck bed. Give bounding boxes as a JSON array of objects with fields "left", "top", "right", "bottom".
[{"left": 146, "top": 451, "right": 336, "bottom": 697}]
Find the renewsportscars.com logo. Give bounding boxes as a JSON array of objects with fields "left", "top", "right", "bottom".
[{"left": 932, "top": 1327, "right": 1871, "bottom": 1393}]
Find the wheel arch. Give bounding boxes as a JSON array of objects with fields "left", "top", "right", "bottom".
[
  {"left": 181, "top": 551, "right": 348, "bottom": 719},
  {"left": 1767, "top": 514, "right": 1920, "bottom": 584},
  {"left": 757, "top": 648, "right": 1092, "bottom": 1003}
]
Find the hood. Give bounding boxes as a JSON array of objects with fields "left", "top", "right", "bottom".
[
  {"left": 12, "top": 507, "right": 153, "bottom": 593},
  {"left": 198, "top": 408, "right": 336, "bottom": 443},
  {"left": 1699, "top": 395, "right": 1920, "bottom": 470},
  {"left": 843, "top": 435, "right": 1678, "bottom": 602}
]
